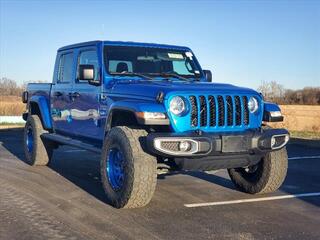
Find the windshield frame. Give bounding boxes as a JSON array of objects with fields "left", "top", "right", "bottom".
[{"left": 103, "top": 44, "right": 204, "bottom": 81}]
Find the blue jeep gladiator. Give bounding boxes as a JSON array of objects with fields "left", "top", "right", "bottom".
[{"left": 22, "top": 40, "right": 289, "bottom": 209}]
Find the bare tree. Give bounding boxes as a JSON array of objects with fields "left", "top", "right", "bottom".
[
  {"left": 258, "top": 81, "right": 320, "bottom": 105},
  {"left": 0, "top": 77, "right": 50, "bottom": 96},
  {"left": 0, "top": 77, "right": 23, "bottom": 96},
  {"left": 257, "top": 81, "right": 285, "bottom": 103}
]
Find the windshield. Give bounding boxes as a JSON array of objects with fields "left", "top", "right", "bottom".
[{"left": 104, "top": 45, "right": 203, "bottom": 80}]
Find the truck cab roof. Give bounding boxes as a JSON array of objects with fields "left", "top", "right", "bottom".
[{"left": 58, "top": 40, "right": 190, "bottom": 52}]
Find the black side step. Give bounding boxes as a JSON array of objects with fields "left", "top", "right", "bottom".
[{"left": 42, "top": 133, "right": 101, "bottom": 154}]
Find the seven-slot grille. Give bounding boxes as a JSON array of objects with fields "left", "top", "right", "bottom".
[{"left": 189, "top": 95, "right": 250, "bottom": 128}]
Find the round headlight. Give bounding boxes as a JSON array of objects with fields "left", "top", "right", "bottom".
[
  {"left": 169, "top": 96, "right": 186, "bottom": 116},
  {"left": 248, "top": 97, "right": 259, "bottom": 113}
]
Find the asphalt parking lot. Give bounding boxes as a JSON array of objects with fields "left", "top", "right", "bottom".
[{"left": 0, "top": 128, "right": 320, "bottom": 240}]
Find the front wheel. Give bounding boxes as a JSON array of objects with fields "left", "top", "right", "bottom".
[
  {"left": 228, "top": 147, "right": 288, "bottom": 194},
  {"left": 100, "top": 126, "right": 157, "bottom": 209}
]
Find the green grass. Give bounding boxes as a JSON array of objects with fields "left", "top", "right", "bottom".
[{"left": 290, "top": 131, "right": 320, "bottom": 140}]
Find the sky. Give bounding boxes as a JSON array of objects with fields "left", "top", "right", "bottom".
[{"left": 0, "top": 0, "right": 319, "bottom": 90}]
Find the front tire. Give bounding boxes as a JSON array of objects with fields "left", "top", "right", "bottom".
[
  {"left": 228, "top": 147, "right": 288, "bottom": 194},
  {"left": 24, "top": 115, "right": 54, "bottom": 166},
  {"left": 101, "top": 126, "right": 157, "bottom": 209}
]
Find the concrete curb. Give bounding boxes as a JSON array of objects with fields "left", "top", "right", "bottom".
[{"left": 0, "top": 116, "right": 25, "bottom": 123}]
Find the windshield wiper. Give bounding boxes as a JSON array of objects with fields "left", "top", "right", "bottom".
[
  {"left": 158, "top": 72, "right": 190, "bottom": 81},
  {"left": 113, "top": 71, "right": 153, "bottom": 80}
]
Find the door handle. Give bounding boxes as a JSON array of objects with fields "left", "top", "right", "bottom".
[{"left": 54, "top": 91, "right": 62, "bottom": 97}]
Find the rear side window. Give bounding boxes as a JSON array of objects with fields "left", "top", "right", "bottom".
[
  {"left": 57, "top": 52, "right": 74, "bottom": 83},
  {"left": 77, "top": 50, "right": 99, "bottom": 82}
]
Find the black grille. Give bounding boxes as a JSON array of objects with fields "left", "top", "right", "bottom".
[
  {"left": 208, "top": 96, "right": 216, "bottom": 126},
  {"left": 188, "top": 95, "right": 250, "bottom": 128},
  {"left": 160, "top": 141, "right": 180, "bottom": 152},
  {"left": 242, "top": 96, "right": 249, "bottom": 125},
  {"left": 226, "top": 96, "right": 233, "bottom": 126},
  {"left": 234, "top": 96, "right": 241, "bottom": 126},
  {"left": 217, "top": 96, "right": 225, "bottom": 126},
  {"left": 189, "top": 96, "right": 198, "bottom": 127},
  {"left": 199, "top": 96, "right": 207, "bottom": 126}
]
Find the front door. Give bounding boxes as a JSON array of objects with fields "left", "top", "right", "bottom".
[{"left": 69, "top": 47, "right": 103, "bottom": 140}]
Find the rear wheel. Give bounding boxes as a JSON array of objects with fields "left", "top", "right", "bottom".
[
  {"left": 24, "top": 115, "right": 54, "bottom": 166},
  {"left": 101, "top": 126, "right": 157, "bottom": 208},
  {"left": 228, "top": 147, "right": 288, "bottom": 194}
]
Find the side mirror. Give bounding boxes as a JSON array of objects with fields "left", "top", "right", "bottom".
[
  {"left": 203, "top": 70, "right": 212, "bottom": 82},
  {"left": 78, "top": 64, "right": 100, "bottom": 86}
]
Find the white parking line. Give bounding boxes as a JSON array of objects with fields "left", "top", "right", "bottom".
[
  {"left": 288, "top": 156, "right": 320, "bottom": 160},
  {"left": 184, "top": 192, "right": 320, "bottom": 208}
]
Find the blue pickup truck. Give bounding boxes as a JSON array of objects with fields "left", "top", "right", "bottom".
[{"left": 22, "top": 40, "right": 289, "bottom": 208}]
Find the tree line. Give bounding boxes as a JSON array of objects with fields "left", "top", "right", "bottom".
[
  {"left": 257, "top": 81, "right": 320, "bottom": 105},
  {"left": 0, "top": 77, "right": 48, "bottom": 96},
  {"left": 0, "top": 77, "right": 319, "bottom": 105}
]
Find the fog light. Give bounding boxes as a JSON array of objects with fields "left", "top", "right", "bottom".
[{"left": 179, "top": 141, "right": 191, "bottom": 152}]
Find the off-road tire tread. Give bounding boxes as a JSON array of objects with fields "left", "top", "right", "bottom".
[
  {"left": 101, "top": 126, "right": 157, "bottom": 208},
  {"left": 24, "top": 115, "right": 53, "bottom": 166},
  {"left": 228, "top": 147, "right": 288, "bottom": 194}
]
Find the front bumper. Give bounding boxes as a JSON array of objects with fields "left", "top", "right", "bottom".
[{"left": 147, "top": 128, "right": 290, "bottom": 158}]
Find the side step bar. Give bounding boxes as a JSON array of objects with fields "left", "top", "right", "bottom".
[{"left": 41, "top": 133, "right": 101, "bottom": 154}]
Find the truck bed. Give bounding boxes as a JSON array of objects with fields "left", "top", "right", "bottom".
[{"left": 27, "top": 83, "right": 52, "bottom": 102}]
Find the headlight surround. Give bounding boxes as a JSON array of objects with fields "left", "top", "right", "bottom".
[
  {"left": 248, "top": 96, "right": 259, "bottom": 113},
  {"left": 169, "top": 96, "right": 187, "bottom": 116}
]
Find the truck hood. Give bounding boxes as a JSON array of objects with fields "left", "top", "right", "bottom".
[{"left": 110, "top": 80, "right": 260, "bottom": 100}]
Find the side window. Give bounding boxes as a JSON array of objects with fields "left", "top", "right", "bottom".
[
  {"left": 172, "top": 60, "right": 192, "bottom": 75},
  {"left": 57, "top": 52, "right": 74, "bottom": 83},
  {"left": 77, "top": 50, "right": 99, "bottom": 82}
]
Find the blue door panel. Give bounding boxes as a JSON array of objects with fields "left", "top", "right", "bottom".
[
  {"left": 69, "top": 85, "right": 104, "bottom": 140},
  {"left": 67, "top": 46, "right": 105, "bottom": 140}
]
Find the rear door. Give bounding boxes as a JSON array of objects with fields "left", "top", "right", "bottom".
[
  {"left": 69, "top": 47, "right": 103, "bottom": 140},
  {"left": 51, "top": 51, "right": 75, "bottom": 135}
]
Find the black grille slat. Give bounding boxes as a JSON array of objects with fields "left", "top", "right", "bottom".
[
  {"left": 234, "top": 96, "right": 242, "bottom": 126},
  {"left": 208, "top": 96, "right": 216, "bottom": 126},
  {"left": 242, "top": 96, "right": 249, "bottom": 125},
  {"left": 226, "top": 96, "right": 233, "bottom": 126},
  {"left": 199, "top": 96, "right": 207, "bottom": 127},
  {"left": 190, "top": 96, "right": 198, "bottom": 127},
  {"left": 217, "top": 96, "right": 225, "bottom": 126}
]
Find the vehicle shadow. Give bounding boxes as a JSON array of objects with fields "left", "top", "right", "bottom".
[
  {"left": 0, "top": 127, "right": 26, "bottom": 160},
  {"left": 49, "top": 149, "right": 111, "bottom": 204},
  {"left": 158, "top": 169, "right": 236, "bottom": 190},
  {"left": 0, "top": 127, "right": 110, "bottom": 204},
  {"left": 1, "top": 128, "right": 319, "bottom": 207}
]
